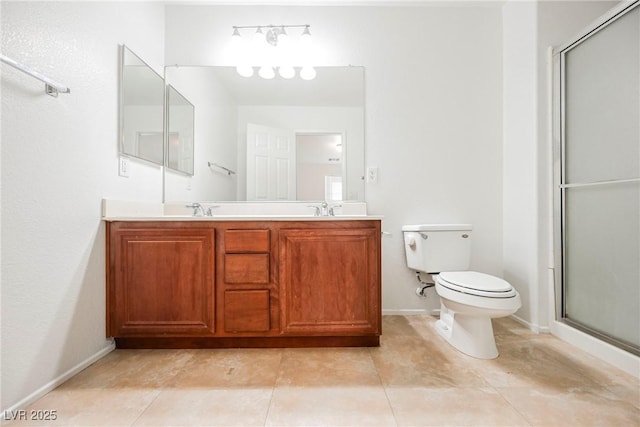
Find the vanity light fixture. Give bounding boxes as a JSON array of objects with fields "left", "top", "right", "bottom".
[{"left": 231, "top": 24, "right": 315, "bottom": 80}]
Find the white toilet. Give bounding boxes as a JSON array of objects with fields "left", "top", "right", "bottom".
[{"left": 402, "top": 224, "right": 521, "bottom": 359}]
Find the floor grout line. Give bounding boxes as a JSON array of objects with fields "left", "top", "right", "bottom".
[
  {"left": 262, "top": 349, "right": 285, "bottom": 427},
  {"left": 127, "top": 388, "right": 164, "bottom": 427}
]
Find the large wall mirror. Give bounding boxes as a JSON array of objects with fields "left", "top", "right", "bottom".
[
  {"left": 119, "top": 45, "right": 164, "bottom": 165},
  {"left": 164, "top": 66, "right": 365, "bottom": 202}
]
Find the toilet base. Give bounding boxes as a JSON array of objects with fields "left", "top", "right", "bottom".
[{"left": 435, "top": 304, "right": 499, "bottom": 359}]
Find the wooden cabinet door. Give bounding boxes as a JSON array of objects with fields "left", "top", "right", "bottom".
[
  {"left": 279, "top": 227, "right": 381, "bottom": 335},
  {"left": 108, "top": 226, "right": 215, "bottom": 337}
]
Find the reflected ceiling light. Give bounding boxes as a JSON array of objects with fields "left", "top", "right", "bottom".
[
  {"left": 258, "top": 65, "right": 275, "bottom": 79},
  {"left": 278, "top": 65, "right": 295, "bottom": 79},
  {"left": 236, "top": 65, "right": 254, "bottom": 78},
  {"left": 231, "top": 24, "right": 314, "bottom": 80},
  {"left": 300, "top": 65, "right": 316, "bottom": 81}
]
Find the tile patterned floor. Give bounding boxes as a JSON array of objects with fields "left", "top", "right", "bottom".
[{"left": 5, "top": 315, "right": 639, "bottom": 426}]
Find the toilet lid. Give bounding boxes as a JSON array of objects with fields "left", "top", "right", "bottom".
[{"left": 438, "top": 271, "right": 517, "bottom": 298}]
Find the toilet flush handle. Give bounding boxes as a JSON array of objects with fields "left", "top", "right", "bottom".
[{"left": 406, "top": 237, "right": 416, "bottom": 249}]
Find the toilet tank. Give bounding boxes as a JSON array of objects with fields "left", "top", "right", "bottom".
[{"left": 402, "top": 224, "right": 472, "bottom": 273}]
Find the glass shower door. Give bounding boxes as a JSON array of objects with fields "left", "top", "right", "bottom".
[{"left": 558, "top": 3, "right": 639, "bottom": 353}]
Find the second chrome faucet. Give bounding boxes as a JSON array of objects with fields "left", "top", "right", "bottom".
[
  {"left": 307, "top": 201, "right": 342, "bottom": 217},
  {"left": 186, "top": 203, "right": 219, "bottom": 217}
]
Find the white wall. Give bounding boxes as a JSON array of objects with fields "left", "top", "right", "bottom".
[
  {"left": 502, "top": 0, "right": 539, "bottom": 327},
  {"left": 166, "top": 4, "right": 505, "bottom": 314},
  {"left": 1, "top": 1, "right": 165, "bottom": 411}
]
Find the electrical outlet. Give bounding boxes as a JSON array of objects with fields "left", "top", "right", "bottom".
[
  {"left": 366, "top": 166, "right": 378, "bottom": 184},
  {"left": 118, "top": 157, "right": 129, "bottom": 178}
]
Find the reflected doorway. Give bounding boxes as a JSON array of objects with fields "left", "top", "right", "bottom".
[{"left": 296, "top": 133, "right": 345, "bottom": 201}]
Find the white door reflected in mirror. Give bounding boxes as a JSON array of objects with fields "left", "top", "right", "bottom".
[{"left": 246, "top": 123, "right": 296, "bottom": 201}]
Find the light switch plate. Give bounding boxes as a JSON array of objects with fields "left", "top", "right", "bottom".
[
  {"left": 118, "top": 157, "right": 129, "bottom": 178},
  {"left": 366, "top": 166, "right": 378, "bottom": 184}
]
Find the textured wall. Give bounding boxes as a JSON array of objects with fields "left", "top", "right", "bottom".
[{"left": 1, "top": 1, "right": 165, "bottom": 410}]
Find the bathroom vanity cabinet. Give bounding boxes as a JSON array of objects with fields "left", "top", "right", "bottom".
[{"left": 106, "top": 219, "right": 381, "bottom": 348}]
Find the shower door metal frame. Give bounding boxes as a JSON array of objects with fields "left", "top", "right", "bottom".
[{"left": 552, "top": 0, "right": 640, "bottom": 355}]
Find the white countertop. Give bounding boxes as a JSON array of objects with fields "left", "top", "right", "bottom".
[
  {"left": 101, "top": 199, "right": 382, "bottom": 222},
  {"left": 103, "top": 215, "right": 382, "bottom": 222}
]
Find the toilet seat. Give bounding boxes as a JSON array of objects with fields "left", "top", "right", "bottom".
[{"left": 437, "top": 271, "right": 517, "bottom": 298}]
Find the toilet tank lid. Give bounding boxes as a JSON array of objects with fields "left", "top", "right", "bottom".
[{"left": 402, "top": 224, "right": 473, "bottom": 232}]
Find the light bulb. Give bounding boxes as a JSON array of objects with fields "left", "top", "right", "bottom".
[
  {"left": 236, "top": 65, "right": 254, "bottom": 78},
  {"left": 300, "top": 66, "right": 316, "bottom": 80},
  {"left": 277, "top": 27, "right": 289, "bottom": 46},
  {"left": 258, "top": 66, "right": 275, "bottom": 79},
  {"left": 278, "top": 65, "right": 295, "bottom": 79},
  {"left": 253, "top": 27, "right": 266, "bottom": 46},
  {"left": 231, "top": 27, "right": 242, "bottom": 45},
  {"left": 300, "top": 26, "right": 312, "bottom": 46}
]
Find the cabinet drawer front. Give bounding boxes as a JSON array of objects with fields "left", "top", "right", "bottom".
[
  {"left": 224, "top": 290, "right": 270, "bottom": 332},
  {"left": 225, "top": 229, "right": 270, "bottom": 253},
  {"left": 224, "top": 253, "right": 269, "bottom": 283}
]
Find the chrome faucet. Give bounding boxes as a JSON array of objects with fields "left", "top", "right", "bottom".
[
  {"left": 320, "top": 201, "right": 329, "bottom": 216},
  {"left": 307, "top": 205, "right": 321, "bottom": 216},
  {"left": 186, "top": 203, "right": 205, "bottom": 217},
  {"left": 205, "top": 205, "right": 220, "bottom": 216},
  {"left": 307, "top": 201, "right": 342, "bottom": 217},
  {"left": 328, "top": 204, "right": 342, "bottom": 216}
]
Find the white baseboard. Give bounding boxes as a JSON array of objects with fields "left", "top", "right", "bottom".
[
  {"left": 551, "top": 321, "right": 640, "bottom": 379},
  {"left": 382, "top": 309, "right": 436, "bottom": 316},
  {"left": 510, "top": 314, "right": 551, "bottom": 334},
  {"left": 2, "top": 341, "right": 115, "bottom": 415}
]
